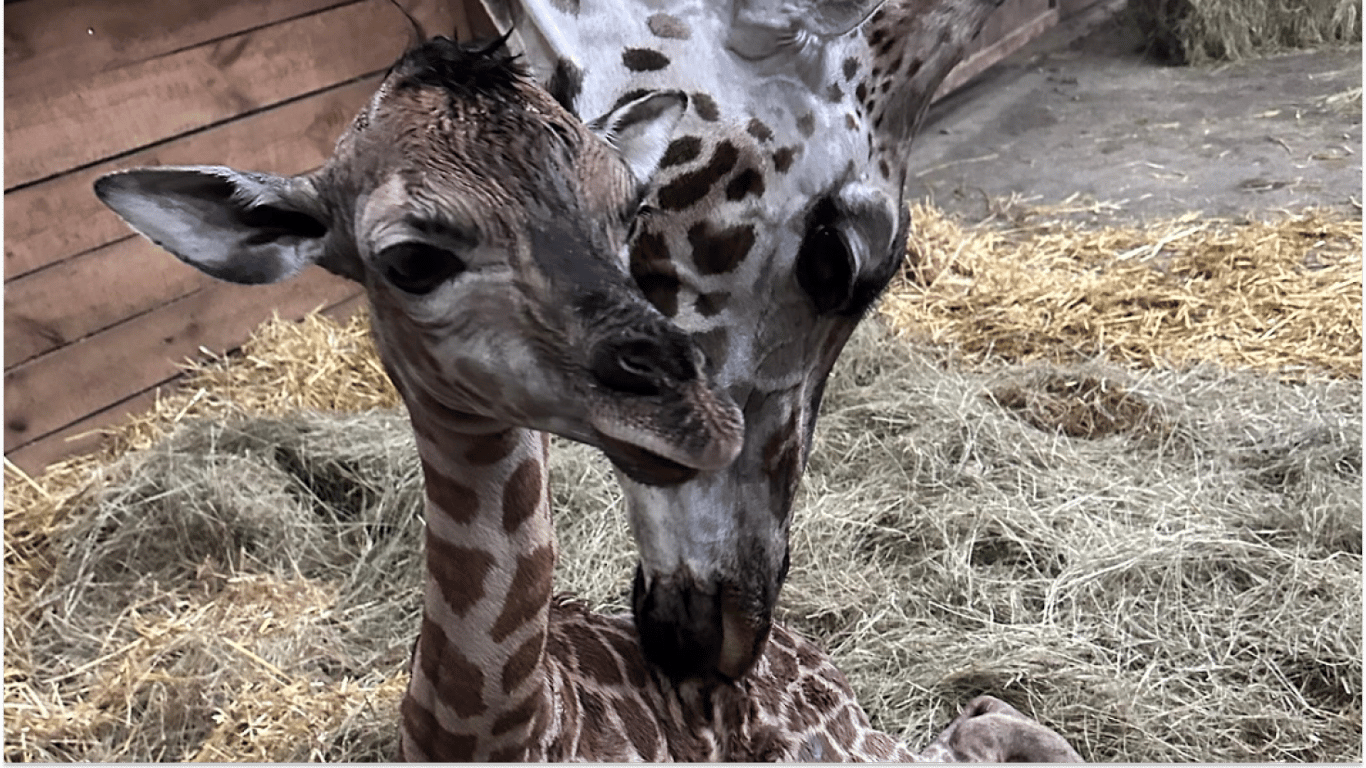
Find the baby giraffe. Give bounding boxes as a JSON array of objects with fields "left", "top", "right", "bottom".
[{"left": 94, "top": 35, "right": 1081, "bottom": 761}]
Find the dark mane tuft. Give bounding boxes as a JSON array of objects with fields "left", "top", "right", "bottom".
[{"left": 393, "top": 34, "right": 526, "bottom": 95}]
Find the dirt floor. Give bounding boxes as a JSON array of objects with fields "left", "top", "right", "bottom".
[{"left": 907, "top": 5, "right": 1363, "bottom": 222}]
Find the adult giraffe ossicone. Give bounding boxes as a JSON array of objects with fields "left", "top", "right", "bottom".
[
  {"left": 477, "top": 0, "right": 1008, "bottom": 681},
  {"left": 93, "top": 35, "right": 1080, "bottom": 761}
]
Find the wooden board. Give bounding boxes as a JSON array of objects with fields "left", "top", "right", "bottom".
[
  {"left": 4, "top": 293, "right": 369, "bottom": 477},
  {"left": 4, "top": 76, "right": 378, "bottom": 281},
  {"left": 5, "top": 238, "right": 212, "bottom": 367},
  {"left": 4, "top": 268, "right": 361, "bottom": 454},
  {"left": 4, "top": 0, "right": 346, "bottom": 97},
  {"left": 4, "top": 0, "right": 459, "bottom": 188},
  {"left": 936, "top": 0, "right": 1060, "bottom": 99}
]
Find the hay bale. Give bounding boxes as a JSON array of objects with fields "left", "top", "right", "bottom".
[{"left": 1131, "top": 0, "right": 1362, "bottom": 63}]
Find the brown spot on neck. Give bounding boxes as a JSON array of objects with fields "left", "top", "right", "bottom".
[
  {"left": 425, "top": 532, "right": 495, "bottom": 617},
  {"left": 502, "top": 457, "right": 544, "bottom": 533},
  {"left": 491, "top": 545, "right": 555, "bottom": 643}
]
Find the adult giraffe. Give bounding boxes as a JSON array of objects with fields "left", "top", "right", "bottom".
[{"left": 471, "top": 0, "right": 1010, "bottom": 681}]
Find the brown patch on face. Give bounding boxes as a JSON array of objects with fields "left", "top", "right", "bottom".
[
  {"left": 846, "top": 113, "right": 858, "bottom": 131},
  {"left": 501, "top": 631, "right": 545, "bottom": 693},
  {"left": 684, "top": 327, "right": 729, "bottom": 381},
  {"left": 855, "top": 82, "right": 868, "bottom": 103},
  {"left": 422, "top": 462, "right": 479, "bottom": 523},
  {"left": 659, "top": 140, "right": 738, "bottom": 210},
  {"left": 724, "top": 167, "right": 765, "bottom": 201},
  {"left": 761, "top": 412, "right": 802, "bottom": 519},
  {"left": 563, "top": 622, "right": 624, "bottom": 685},
  {"left": 688, "top": 221, "right": 755, "bottom": 275},
  {"left": 746, "top": 117, "right": 773, "bottom": 142},
  {"left": 491, "top": 545, "right": 554, "bottom": 643},
  {"left": 417, "top": 616, "right": 488, "bottom": 717},
  {"left": 879, "top": 158, "right": 891, "bottom": 179},
  {"left": 425, "top": 531, "right": 495, "bottom": 617},
  {"left": 492, "top": 692, "right": 543, "bottom": 736},
  {"left": 622, "top": 48, "right": 670, "bottom": 71},
  {"left": 660, "top": 135, "right": 703, "bottom": 168},
  {"left": 463, "top": 429, "right": 519, "bottom": 465},
  {"left": 691, "top": 92, "right": 720, "bottom": 121},
  {"left": 629, "top": 231, "right": 681, "bottom": 317},
  {"left": 616, "top": 694, "right": 663, "bottom": 758},
  {"left": 694, "top": 291, "right": 730, "bottom": 317},
  {"left": 796, "top": 112, "right": 816, "bottom": 136},
  {"left": 647, "top": 11, "right": 691, "bottom": 38},
  {"left": 502, "top": 457, "right": 543, "bottom": 534},
  {"left": 401, "top": 697, "right": 480, "bottom": 761},
  {"left": 825, "top": 82, "right": 844, "bottom": 102},
  {"left": 772, "top": 146, "right": 797, "bottom": 173}
]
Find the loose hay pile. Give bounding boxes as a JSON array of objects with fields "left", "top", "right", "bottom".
[
  {"left": 1130, "top": 0, "right": 1362, "bottom": 63},
  {"left": 5, "top": 206, "right": 1361, "bottom": 762},
  {"left": 888, "top": 203, "right": 1362, "bottom": 380}
]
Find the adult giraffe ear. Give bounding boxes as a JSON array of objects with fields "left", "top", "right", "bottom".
[
  {"left": 93, "top": 166, "right": 357, "bottom": 284},
  {"left": 588, "top": 91, "right": 688, "bottom": 187}
]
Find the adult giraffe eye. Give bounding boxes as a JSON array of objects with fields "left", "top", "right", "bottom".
[
  {"left": 795, "top": 222, "right": 856, "bottom": 314},
  {"left": 379, "top": 242, "right": 466, "bottom": 295}
]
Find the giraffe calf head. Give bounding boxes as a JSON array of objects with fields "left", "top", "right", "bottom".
[{"left": 94, "top": 35, "right": 742, "bottom": 480}]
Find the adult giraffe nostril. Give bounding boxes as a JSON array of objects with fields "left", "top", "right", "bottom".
[{"left": 631, "top": 566, "right": 767, "bottom": 681}]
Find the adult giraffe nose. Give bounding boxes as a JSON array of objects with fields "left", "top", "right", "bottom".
[
  {"left": 590, "top": 333, "right": 696, "bottom": 397},
  {"left": 631, "top": 565, "right": 772, "bottom": 681}
]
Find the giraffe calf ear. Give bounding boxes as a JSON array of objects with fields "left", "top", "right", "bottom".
[
  {"left": 588, "top": 91, "right": 688, "bottom": 187},
  {"left": 94, "top": 166, "right": 340, "bottom": 285}
]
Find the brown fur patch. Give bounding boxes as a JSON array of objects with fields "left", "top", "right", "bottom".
[
  {"left": 660, "top": 136, "right": 703, "bottom": 168},
  {"left": 491, "top": 545, "right": 555, "bottom": 643},
  {"left": 828, "top": 703, "right": 858, "bottom": 746},
  {"left": 659, "top": 141, "right": 739, "bottom": 210},
  {"left": 746, "top": 117, "right": 774, "bottom": 142},
  {"left": 796, "top": 112, "right": 816, "bottom": 136},
  {"left": 773, "top": 146, "right": 797, "bottom": 173},
  {"left": 599, "top": 627, "right": 648, "bottom": 688},
  {"left": 724, "top": 168, "right": 765, "bottom": 201},
  {"left": 622, "top": 48, "right": 670, "bottom": 72},
  {"left": 501, "top": 631, "right": 545, "bottom": 694},
  {"left": 401, "top": 697, "right": 479, "bottom": 761},
  {"left": 688, "top": 221, "right": 755, "bottom": 275},
  {"left": 694, "top": 291, "right": 729, "bottom": 317},
  {"left": 421, "top": 462, "right": 479, "bottom": 523},
  {"left": 563, "top": 622, "right": 624, "bottom": 685},
  {"left": 491, "top": 692, "right": 543, "bottom": 736},
  {"left": 616, "top": 693, "right": 663, "bottom": 758},
  {"left": 691, "top": 92, "right": 720, "bottom": 121},
  {"left": 501, "top": 457, "right": 542, "bottom": 533},
  {"left": 647, "top": 12, "right": 691, "bottom": 39},
  {"left": 629, "top": 230, "right": 681, "bottom": 317},
  {"left": 416, "top": 617, "right": 488, "bottom": 718},
  {"left": 425, "top": 531, "right": 495, "bottom": 617},
  {"left": 463, "top": 429, "right": 519, "bottom": 465}
]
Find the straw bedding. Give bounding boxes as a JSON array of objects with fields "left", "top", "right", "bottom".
[
  {"left": 1130, "top": 0, "right": 1362, "bottom": 63},
  {"left": 4, "top": 205, "right": 1360, "bottom": 761}
]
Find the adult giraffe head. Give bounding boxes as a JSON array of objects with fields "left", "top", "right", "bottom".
[{"left": 478, "top": 0, "right": 1004, "bottom": 680}]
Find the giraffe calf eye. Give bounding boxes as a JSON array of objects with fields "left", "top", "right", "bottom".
[{"left": 379, "top": 242, "right": 466, "bottom": 294}]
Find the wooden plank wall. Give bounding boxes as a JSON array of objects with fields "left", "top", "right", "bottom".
[{"left": 3, "top": 0, "right": 494, "bottom": 475}]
